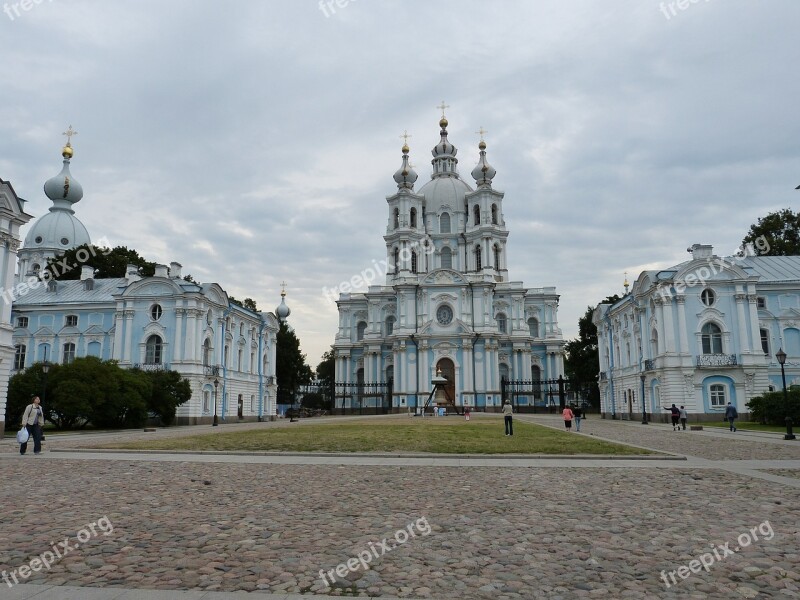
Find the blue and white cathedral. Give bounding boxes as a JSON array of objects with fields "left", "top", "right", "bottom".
[{"left": 334, "top": 112, "right": 565, "bottom": 412}]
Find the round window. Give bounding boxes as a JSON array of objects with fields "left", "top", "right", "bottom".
[
  {"left": 701, "top": 289, "right": 716, "bottom": 307},
  {"left": 60, "top": 237, "right": 69, "bottom": 245},
  {"left": 436, "top": 305, "right": 453, "bottom": 326},
  {"left": 151, "top": 304, "right": 163, "bottom": 321},
  {"left": 35, "top": 236, "right": 43, "bottom": 244}
]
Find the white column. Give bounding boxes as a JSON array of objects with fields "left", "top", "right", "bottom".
[
  {"left": 173, "top": 308, "right": 184, "bottom": 364},
  {"left": 113, "top": 311, "right": 124, "bottom": 360},
  {"left": 122, "top": 310, "right": 134, "bottom": 363},
  {"left": 663, "top": 298, "right": 676, "bottom": 353},
  {"left": 748, "top": 295, "right": 762, "bottom": 354},
  {"left": 676, "top": 297, "right": 689, "bottom": 354}
]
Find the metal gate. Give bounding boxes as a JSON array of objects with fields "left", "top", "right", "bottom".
[
  {"left": 333, "top": 379, "right": 393, "bottom": 415},
  {"left": 501, "top": 376, "right": 593, "bottom": 412}
]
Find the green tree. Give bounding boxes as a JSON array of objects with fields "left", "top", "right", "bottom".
[
  {"left": 276, "top": 321, "right": 313, "bottom": 405},
  {"left": 747, "top": 389, "right": 800, "bottom": 425},
  {"left": 229, "top": 296, "right": 258, "bottom": 311},
  {"left": 301, "top": 391, "right": 326, "bottom": 410},
  {"left": 564, "top": 294, "right": 620, "bottom": 408},
  {"left": 316, "top": 347, "right": 335, "bottom": 404},
  {"left": 91, "top": 364, "right": 150, "bottom": 429},
  {"left": 5, "top": 363, "right": 59, "bottom": 430},
  {"left": 46, "top": 245, "right": 156, "bottom": 280},
  {"left": 146, "top": 369, "right": 192, "bottom": 426},
  {"left": 743, "top": 209, "right": 800, "bottom": 256}
]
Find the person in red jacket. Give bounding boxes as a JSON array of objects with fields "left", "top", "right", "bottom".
[{"left": 562, "top": 406, "right": 574, "bottom": 431}]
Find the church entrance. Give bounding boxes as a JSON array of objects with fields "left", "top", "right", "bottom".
[{"left": 435, "top": 358, "right": 456, "bottom": 411}]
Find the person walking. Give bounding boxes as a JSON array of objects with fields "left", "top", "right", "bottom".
[
  {"left": 19, "top": 395, "right": 45, "bottom": 455},
  {"left": 725, "top": 402, "right": 738, "bottom": 432},
  {"left": 663, "top": 404, "right": 681, "bottom": 431},
  {"left": 679, "top": 406, "right": 688, "bottom": 431},
  {"left": 562, "top": 405, "right": 575, "bottom": 431},
  {"left": 502, "top": 400, "right": 514, "bottom": 436},
  {"left": 573, "top": 405, "right": 583, "bottom": 432}
]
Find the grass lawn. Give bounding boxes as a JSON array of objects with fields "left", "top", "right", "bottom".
[
  {"left": 94, "top": 418, "right": 655, "bottom": 455},
  {"left": 703, "top": 421, "right": 791, "bottom": 433}
]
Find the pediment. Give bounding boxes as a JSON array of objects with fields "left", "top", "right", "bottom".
[{"left": 422, "top": 269, "right": 466, "bottom": 286}]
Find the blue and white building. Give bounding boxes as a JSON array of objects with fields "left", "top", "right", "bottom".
[
  {"left": 593, "top": 243, "right": 799, "bottom": 421},
  {"left": 334, "top": 113, "right": 565, "bottom": 412},
  {"left": 7, "top": 140, "right": 280, "bottom": 425}
]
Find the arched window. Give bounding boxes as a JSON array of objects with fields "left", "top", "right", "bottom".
[
  {"left": 31, "top": 263, "right": 41, "bottom": 276},
  {"left": 786, "top": 327, "right": 800, "bottom": 356},
  {"left": 441, "top": 247, "right": 452, "bottom": 269},
  {"left": 87, "top": 341, "right": 101, "bottom": 357},
  {"left": 145, "top": 335, "right": 162, "bottom": 365},
  {"left": 63, "top": 342, "right": 76, "bottom": 365},
  {"left": 224, "top": 345, "right": 229, "bottom": 367},
  {"left": 651, "top": 329, "right": 659, "bottom": 357},
  {"left": 393, "top": 208, "right": 400, "bottom": 229},
  {"left": 473, "top": 205, "right": 481, "bottom": 225},
  {"left": 709, "top": 383, "right": 726, "bottom": 406},
  {"left": 496, "top": 313, "right": 507, "bottom": 333},
  {"left": 238, "top": 348, "right": 243, "bottom": 371},
  {"left": 385, "top": 316, "right": 395, "bottom": 336},
  {"left": 494, "top": 244, "right": 501, "bottom": 269},
  {"left": 203, "top": 339, "right": 211, "bottom": 366},
  {"left": 203, "top": 390, "right": 211, "bottom": 413},
  {"left": 440, "top": 212, "right": 451, "bottom": 234},
  {"left": 491, "top": 204, "right": 498, "bottom": 224},
  {"left": 410, "top": 207, "right": 417, "bottom": 228},
  {"left": 393, "top": 248, "right": 400, "bottom": 273},
  {"left": 760, "top": 329, "right": 770, "bottom": 354},
  {"left": 475, "top": 246, "right": 482, "bottom": 270},
  {"left": 411, "top": 251, "right": 418, "bottom": 273},
  {"left": 701, "top": 323, "right": 723, "bottom": 354},
  {"left": 356, "top": 321, "right": 367, "bottom": 341},
  {"left": 528, "top": 317, "right": 539, "bottom": 338},
  {"left": 13, "top": 344, "right": 26, "bottom": 370}
]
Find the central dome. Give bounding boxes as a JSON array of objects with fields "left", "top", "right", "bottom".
[
  {"left": 23, "top": 209, "right": 91, "bottom": 250},
  {"left": 417, "top": 176, "right": 473, "bottom": 212}
]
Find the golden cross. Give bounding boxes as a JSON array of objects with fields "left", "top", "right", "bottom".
[
  {"left": 400, "top": 130, "right": 412, "bottom": 145},
  {"left": 280, "top": 281, "right": 287, "bottom": 294},
  {"left": 62, "top": 125, "right": 78, "bottom": 145},
  {"left": 476, "top": 127, "right": 488, "bottom": 142},
  {"left": 437, "top": 101, "right": 450, "bottom": 118}
]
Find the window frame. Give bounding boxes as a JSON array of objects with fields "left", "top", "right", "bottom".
[
  {"left": 14, "top": 344, "right": 26, "bottom": 370},
  {"left": 709, "top": 383, "right": 727, "bottom": 407},
  {"left": 701, "top": 288, "right": 716, "bottom": 307},
  {"left": 145, "top": 335, "right": 163, "bottom": 365},
  {"left": 65, "top": 314, "right": 78, "bottom": 327},
  {"left": 62, "top": 342, "right": 76, "bottom": 365}
]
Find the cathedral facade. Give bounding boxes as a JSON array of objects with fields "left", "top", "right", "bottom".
[{"left": 334, "top": 114, "right": 565, "bottom": 412}]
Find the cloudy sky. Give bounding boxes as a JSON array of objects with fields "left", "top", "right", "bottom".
[{"left": 1, "top": 0, "right": 798, "bottom": 367}]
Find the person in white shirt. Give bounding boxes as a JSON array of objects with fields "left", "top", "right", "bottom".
[{"left": 20, "top": 396, "right": 45, "bottom": 455}]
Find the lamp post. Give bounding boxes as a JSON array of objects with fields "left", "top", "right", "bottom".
[
  {"left": 41, "top": 360, "right": 50, "bottom": 407},
  {"left": 640, "top": 373, "right": 648, "bottom": 424},
  {"left": 213, "top": 377, "right": 219, "bottom": 426},
  {"left": 776, "top": 349, "right": 796, "bottom": 440}
]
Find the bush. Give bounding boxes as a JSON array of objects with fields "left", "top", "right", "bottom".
[
  {"left": 747, "top": 389, "right": 800, "bottom": 425},
  {"left": 301, "top": 392, "right": 327, "bottom": 410},
  {"left": 145, "top": 369, "right": 191, "bottom": 426}
]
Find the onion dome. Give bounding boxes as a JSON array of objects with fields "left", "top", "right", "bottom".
[
  {"left": 275, "top": 287, "right": 291, "bottom": 322},
  {"left": 43, "top": 138, "right": 83, "bottom": 207},
  {"left": 393, "top": 143, "right": 418, "bottom": 190},
  {"left": 471, "top": 139, "right": 497, "bottom": 187},
  {"left": 431, "top": 116, "right": 457, "bottom": 160}
]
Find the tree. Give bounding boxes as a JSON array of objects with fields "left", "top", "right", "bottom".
[
  {"left": 747, "top": 389, "right": 800, "bottom": 425},
  {"left": 5, "top": 363, "right": 58, "bottom": 430},
  {"left": 46, "top": 244, "right": 156, "bottom": 280},
  {"left": 229, "top": 296, "right": 258, "bottom": 311},
  {"left": 275, "top": 321, "right": 313, "bottom": 405},
  {"left": 743, "top": 209, "right": 800, "bottom": 256},
  {"left": 564, "top": 294, "right": 620, "bottom": 409},
  {"left": 146, "top": 369, "right": 192, "bottom": 426}
]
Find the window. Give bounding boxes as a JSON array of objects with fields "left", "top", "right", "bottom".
[
  {"left": 145, "top": 335, "right": 163, "bottom": 365},
  {"left": 491, "top": 204, "right": 498, "bottom": 225},
  {"left": 441, "top": 247, "right": 452, "bottom": 269},
  {"left": 760, "top": 329, "right": 770, "bottom": 354},
  {"left": 31, "top": 264, "right": 40, "bottom": 275},
  {"left": 239, "top": 323, "right": 244, "bottom": 336},
  {"left": 203, "top": 390, "right": 211, "bottom": 413},
  {"left": 151, "top": 304, "right": 163, "bottom": 321},
  {"left": 473, "top": 205, "right": 481, "bottom": 225},
  {"left": 626, "top": 343, "right": 631, "bottom": 366},
  {"left": 13, "top": 344, "right": 25, "bottom": 370},
  {"left": 494, "top": 244, "right": 501, "bottom": 269},
  {"left": 224, "top": 345, "right": 229, "bottom": 367},
  {"left": 16, "top": 316, "right": 28, "bottom": 328},
  {"left": 496, "top": 313, "right": 507, "bottom": 333},
  {"left": 701, "top": 289, "right": 716, "bottom": 307},
  {"left": 440, "top": 212, "right": 451, "bottom": 234},
  {"left": 701, "top": 323, "right": 723, "bottom": 354},
  {"left": 203, "top": 339, "right": 211, "bottom": 366},
  {"left": 250, "top": 351, "right": 255, "bottom": 374},
  {"left": 385, "top": 316, "right": 395, "bottom": 336},
  {"left": 756, "top": 297, "right": 766, "bottom": 309},
  {"left": 651, "top": 329, "right": 659, "bottom": 356},
  {"left": 356, "top": 321, "right": 367, "bottom": 341},
  {"left": 410, "top": 207, "right": 417, "bottom": 228},
  {"left": 393, "top": 248, "right": 400, "bottom": 273},
  {"left": 393, "top": 208, "right": 400, "bottom": 229},
  {"left": 65, "top": 315, "right": 78, "bottom": 327},
  {"left": 528, "top": 317, "right": 539, "bottom": 337},
  {"left": 63, "top": 342, "right": 76, "bottom": 365},
  {"left": 411, "top": 251, "right": 417, "bottom": 274},
  {"left": 709, "top": 384, "right": 726, "bottom": 407},
  {"left": 475, "top": 246, "right": 482, "bottom": 270},
  {"left": 250, "top": 395, "right": 255, "bottom": 412}
]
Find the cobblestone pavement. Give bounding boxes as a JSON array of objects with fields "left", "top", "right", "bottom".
[
  {"left": 762, "top": 469, "right": 800, "bottom": 480},
  {"left": 1, "top": 416, "right": 799, "bottom": 599}
]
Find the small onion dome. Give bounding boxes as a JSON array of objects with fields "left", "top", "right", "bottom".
[
  {"left": 431, "top": 117, "right": 456, "bottom": 158},
  {"left": 44, "top": 143, "right": 83, "bottom": 205},
  {"left": 393, "top": 144, "right": 418, "bottom": 190},
  {"left": 275, "top": 289, "right": 291, "bottom": 322},
  {"left": 471, "top": 140, "right": 496, "bottom": 187}
]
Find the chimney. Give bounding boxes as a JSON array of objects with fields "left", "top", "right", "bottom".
[
  {"left": 169, "top": 262, "right": 182, "bottom": 279},
  {"left": 125, "top": 264, "right": 141, "bottom": 283},
  {"left": 154, "top": 264, "right": 169, "bottom": 278},
  {"left": 80, "top": 265, "right": 94, "bottom": 281},
  {"left": 688, "top": 244, "right": 714, "bottom": 260}
]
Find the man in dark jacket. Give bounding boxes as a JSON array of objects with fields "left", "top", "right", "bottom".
[{"left": 724, "top": 402, "right": 738, "bottom": 432}]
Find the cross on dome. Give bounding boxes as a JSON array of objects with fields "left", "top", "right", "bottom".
[
  {"left": 63, "top": 125, "right": 78, "bottom": 145},
  {"left": 436, "top": 101, "right": 450, "bottom": 118}
]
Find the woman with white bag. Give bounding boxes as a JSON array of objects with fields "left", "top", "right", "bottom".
[{"left": 19, "top": 395, "right": 44, "bottom": 455}]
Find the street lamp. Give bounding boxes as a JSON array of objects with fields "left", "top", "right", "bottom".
[
  {"left": 640, "top": 373, "right": 648, "bottom": 424},
  {"left": 776, "top": 348, "right": 796, "bottom": 440},
  {"left": 213, "top": 377, "right": 219, "bottom": 426},
  {"left": 41, "top": 360, "right": 50, "bottom": 407}
]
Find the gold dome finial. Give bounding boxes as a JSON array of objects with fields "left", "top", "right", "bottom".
[
  {"left": 437, "top": 101, "right": 450, "bottom": 128},
  {"left": 61, "top": 125, "right": 78, "bottom": 158},
  {"left": 400, "top": 130, "right": 411, "bottom": 154},
  {"left": 280, "top": 281, "right": 287, "bottom": 297},
  {"left": 476, "top": 127, "right": 488, "bottom": 149}
]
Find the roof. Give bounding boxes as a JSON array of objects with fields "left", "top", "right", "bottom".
[
  {"left": 738, "top": 255, "right": 800, "bottom": 282},
  {"left": 13, "top": 277, "right": 127, "bottom": 306}
]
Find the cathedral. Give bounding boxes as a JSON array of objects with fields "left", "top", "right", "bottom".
[{"left": 333, "top": 111, "right": 565, "bottom": 413}]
